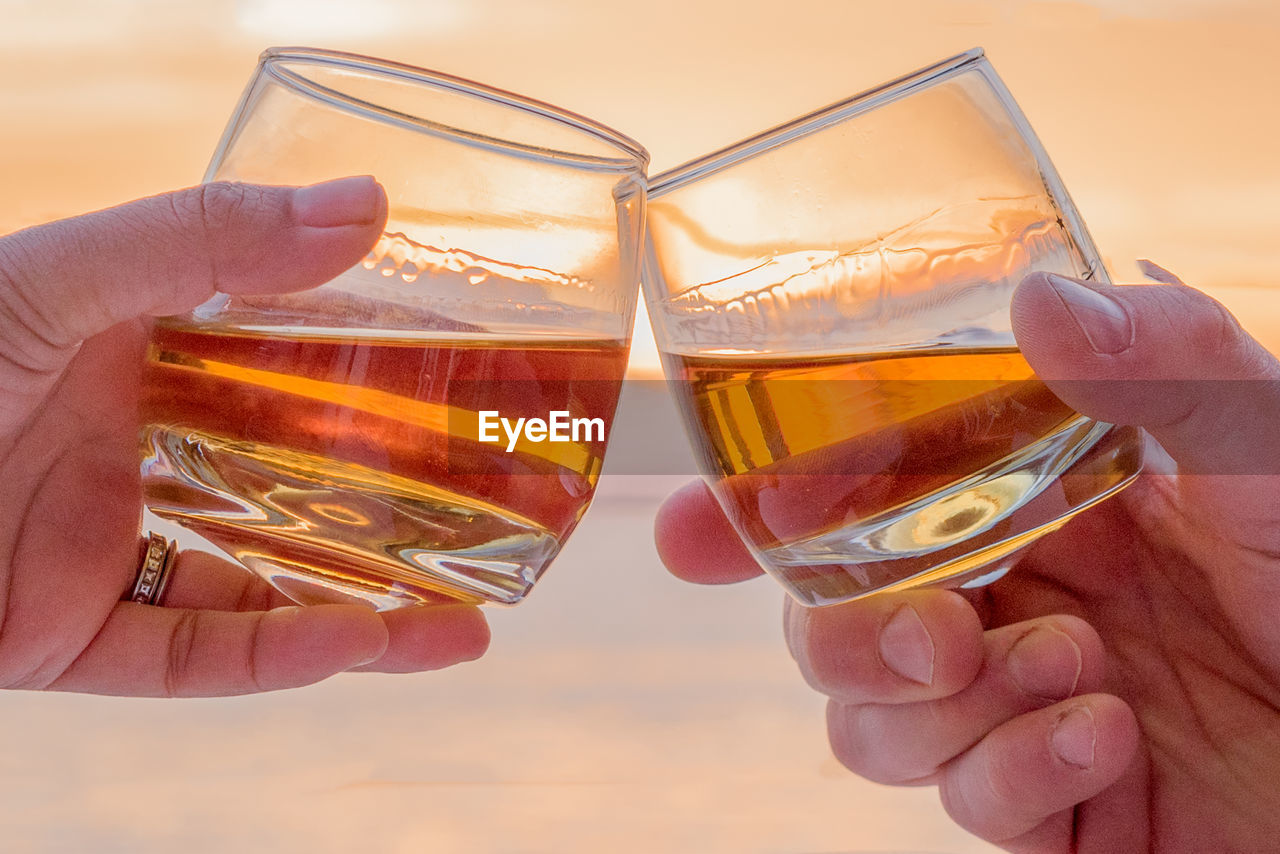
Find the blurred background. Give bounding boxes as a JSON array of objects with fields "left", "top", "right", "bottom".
[{"left": 2, "top": 0, "right": 1277, "bottom": 851}]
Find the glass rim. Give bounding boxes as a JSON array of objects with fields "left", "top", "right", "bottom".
[
  {"left": 257, "top": 46, "right": 650, "bottom": 173},
  {"left": 648, "top": 47, "right": 987, "bottom": 197}
]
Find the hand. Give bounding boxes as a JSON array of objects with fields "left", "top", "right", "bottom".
[
  {"left": 655, "top": 265, "right": 1280, "bottom": 852},
  {"left": 0, "top": 178, "right": 489, "bottom": 697}
]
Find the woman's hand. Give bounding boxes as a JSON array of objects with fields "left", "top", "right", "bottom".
[{"left": 0, "top": 178, "right": 489, "bottom": 697}]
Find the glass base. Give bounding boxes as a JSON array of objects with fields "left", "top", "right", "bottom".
[
  {"left": 141, "top": 427, "right": 559, "bottom": 609},
  {"left": 756, "top": 419, "right": 1142, "bottom": 607}
]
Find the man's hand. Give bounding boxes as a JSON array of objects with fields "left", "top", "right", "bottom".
[{"left": 655, "top": 268, "right": 1280, "bottom": 852}]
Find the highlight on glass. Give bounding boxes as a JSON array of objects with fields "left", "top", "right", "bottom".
[
  {"left": 643, "top": 48, "right": 1142, "bottom": 606},
  {"left": 140, "top": 48, "right": 648, "bottom": 609}
]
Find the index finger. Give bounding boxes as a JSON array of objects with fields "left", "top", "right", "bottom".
[
  {"left": 654, "top": 480, "right": 764, "bottom": 584},
  {"left": 155, "top": 550, "right": 491, "bottom": 678},
  {"left": 47, "top": 601, "right": 388, "bottom": 697}
]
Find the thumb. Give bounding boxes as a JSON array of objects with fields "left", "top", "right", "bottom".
[
  {"left": 0, "top": 176, "right": 387, "bottom": 374},
  {"left": 1011, "top": 268, "right": 1280, "bottom": 477}
]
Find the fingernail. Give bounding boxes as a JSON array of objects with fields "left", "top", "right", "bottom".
[
  {"left": 1137, "top": 259, "right": 1185, "bottom": 286},
  {"left": 878, "top": 604, "right": 935, "bottom": 686},
  {"left": 293, "top": 175, "right": 383, "bottom": 228},
  {"left": 1046, "top": 273, "right": 1134, "bottom": 355},
  {"left": 355, "top": 651, "right": 384, "bottom": 667},
  {"left": 1007, "top": 626, "right": 1083, "bottom": 701},
  {"left": 1050, "top": 705, "right": 1097, "bottom": 769}
]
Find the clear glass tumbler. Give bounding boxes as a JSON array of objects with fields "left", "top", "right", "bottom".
[
  {"left": 643, "top": 49, "right": 1142, "bottom": 606},
  {"left": 140, "top": 48, "right": 648, "bottom": 609}
]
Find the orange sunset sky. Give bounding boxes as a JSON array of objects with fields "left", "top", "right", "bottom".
[
  {"left": 2, "top": 3, "right": 1280, "bottom": 852},
  {"left": 3, "top": 0, "right": 1279, "bottom": 369}
]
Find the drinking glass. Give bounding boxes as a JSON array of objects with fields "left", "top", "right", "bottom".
[
  {"left": 643, "top": 48, "right": 1142, "bottom": 607},
  {"left": 140, "top": 48, "right": 648, "bottom": 609}
]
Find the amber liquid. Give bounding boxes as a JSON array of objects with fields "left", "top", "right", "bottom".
[
  {"left": 670, "top": 346, "right": 1141, "bottom": 605},
  {"left": 141, "top": 321, "right": 628, "bottom": 608}
]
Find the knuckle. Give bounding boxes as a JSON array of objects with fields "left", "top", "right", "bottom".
[
  {"left": 1175, "top": 285, "right": 1247, "bottom": 360},
  {"left": 233, "top": 575, "right": 277, "bottom": 613},
  {"left": 827, "top": 702, "right": 931, "bottom": 785},
  {"left": 192, "top": 181, "right": 256, "bottom": 235},
  {"left": 803, "top": 610, "right": 885, "bottom": 702},
  {"left": 185, "top": 182, "right": 275, "bottom": 290},
  {"left": 800, "top": 641, "right": 845, "bottom": 697},
  {"left": 0, "top": 230, "right": 79, "bottom": 364},
  {"left": 1162, "top": 395, "right": 1208, "bottom": 439},
  {"left": 0, "top": 235, "right": 31, "bottom": 292},
  {"left": 937, "top": 748, "right": 1023, "bottom": 840},
  {"left": 976, "top": 741, "right": 1025, "bottom": 811},
  {"left": 245, "top": 614, "right": 267, "bottom": 693},
  {"left": 938, "top": 772, "right": 984, "bottom": 834},
  {"left": 164, "top": 610, "right": 201, "bottom": 697},
  {"left": 800, "top": 613, "right": 850, "bottom": 692},
  {"left": 827, "top": 702, "right": 874, "bottom": 775}
]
